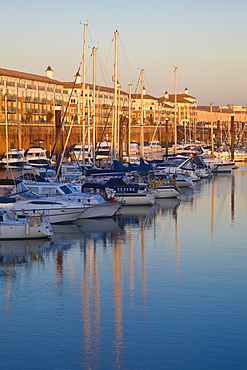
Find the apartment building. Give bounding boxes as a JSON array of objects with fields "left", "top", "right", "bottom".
[{"left": 0, "top": 67, "right": 197, "bottom": 128}]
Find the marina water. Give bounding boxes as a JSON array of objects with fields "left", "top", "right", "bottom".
[{"left": 0, "top": 165, "right": 247, "bottom": 369}]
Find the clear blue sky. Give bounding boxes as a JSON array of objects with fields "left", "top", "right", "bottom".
[{"left": 1, "top": 0, "right": 247, "bottom": 106}]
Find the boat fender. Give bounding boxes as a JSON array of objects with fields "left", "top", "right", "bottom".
[
  {"left": 149, "top": 182, "right": 155, "bottom": 189},
  {"left": 30, "top": 216, "right": 41, "bottom": 227}
]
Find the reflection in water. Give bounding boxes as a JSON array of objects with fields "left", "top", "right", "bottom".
[
  {"left": 231, "top": 173, "right": 235, "bottom": 224},
  {"left": 75, "top": 218, "right": 121, "bottom": 234},
  {"left": 129, "top": 225, "right": 134, "bottom": 305},
  {"left": 113, "top": 235, "right": 124, "bottom": 369},
  {"left": 0, "top": 238, "right": 51, "bottom": 315},
  {"left": 1, "top": 166, "right": 246, "bottom": 369},
  {"left": 211, "top": 178, "right": 215, "bottom": 237},
  {"left": 141, "top": 219, "right": 147, "bottom": 310},
  {"left": 0, "top": 239, "right": 51, "bottom": 264}
]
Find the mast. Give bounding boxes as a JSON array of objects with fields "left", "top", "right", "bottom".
[
  {"left": 82, "top": 23, "right": 87, "bottom": 163},
  {"left": 112, "top": 30, "right": 119, "bottom": 161},
  {"left": 140, "top": 69, "right": 145, "bottom": 158},
  {"left": 127, "top": 83, "right": 132, "bottom": 160},
  {"left": 210, "top": 103, "right": 214, "bottom": 156},
  {"left": 5, "top": 93, "right": 9, "bottom": 167},
  {"left": 174, "top": 67, "right": 178, "bottom": 154},
  {"left": 92, "top": 47, "right": 97, "bottom": 167}
]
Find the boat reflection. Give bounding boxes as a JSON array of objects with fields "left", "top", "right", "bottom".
[
  {"left": 0, "top": 238, "right": 51, "bottom": 264},
  {"left": 75, "top": 218, "right": 122, "bottom": 234},
  {"left": 154, "top": 197, "right": 181, "bottom": 211}
]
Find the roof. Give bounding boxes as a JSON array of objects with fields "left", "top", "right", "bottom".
[
  {"left": 0, "top": 67, "right": 63, "bottom": 85},
  {"left": 131, "top": 93, "right": 158, "bottom": 100},
  {"left": 158, "top": 93, "right": 196, "bottom": 104}
]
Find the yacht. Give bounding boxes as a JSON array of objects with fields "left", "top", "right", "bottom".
[
  {"left": 144, "top": 140, "right": 163, "bottom": 155},
  {"left": 95, "top": 140, "right": 111, "bottom": 158},
  {"left": 25, "top": 142, "right": 53, "bottom": 168},
  {"left": 69, "top": 142, "right": 93, "bottom": 163},
  {"left": 0, "top": 148, "right": 31, "bottom": 169},
  {"left": 0, "top": 179, "right": 88, "bottom": 223},
  {"left": 20, "top": 181, "right": 122, "bottom": 218}
]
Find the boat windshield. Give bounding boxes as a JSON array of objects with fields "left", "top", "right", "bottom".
[{"left": 59, "top": 184, "right": 77, "bottom": 194}]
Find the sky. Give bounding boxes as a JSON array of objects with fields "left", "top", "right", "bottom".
[{"left": 1, "top": 0, "right": 247, "bottom": 106}]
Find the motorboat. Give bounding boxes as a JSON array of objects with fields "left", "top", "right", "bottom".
[
  {"left": 0, "top": 208, "right": 53, "bottom": 239},
  {"left": 25, "top": 141, "right": 54, "bottom": 168},
  {"left": 19, "top": 180, "right": 122, "bottom": 218},
  {"left": 151, "top": 155, "right": 200, "bottom": 182},
  {"left": 144, "top": 140, "right": 163, "bottom": 156},
  {"left": 202, "top": 157, "right": 236, "bottom": 173},
  {"left": 0, "top": 148, "right": 31, "bottom": 169},
  {"left": 89, "top": 177, "right": 156, "bottom": 206},
  {"left": 95, "top": 140, "right": 111, "bottom": 158},
  {"left": 0, "top": 179, "right": 88, "bottom": 223},
  {"left": 148, "top": 180, "right": 181, "bottom": 199},
  {"left": 69, "top": 142, "right": 93, "bottom": 162}
]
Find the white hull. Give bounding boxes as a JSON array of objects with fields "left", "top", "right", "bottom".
[
  {"left": 0, "top": 213, "right": 53, "bottom": 239},
  {"left": 213, "top": 164, "right": 235, "bottom": 173},
  {"left": 0, "top": 201, "right": 85, "bottom": 224},
  {"left": 154, "top": 186, "right": 180, "bottom": 199},
  {"left": 118, "top": 192, "right": 155, "bottom": 206},
  {"left": 78, "top": 203, "right": 121, "bottom": 218}
]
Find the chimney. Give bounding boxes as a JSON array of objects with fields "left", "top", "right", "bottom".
[
  {"left": 45, "top": 66, "right": 54, "bottom": 79},
  {"left": 74, "top": 71, "right": 82, "bottom": 84},
  {"left": 142, "top": 86, "right": 146, "bottom": 95},
  {"left": 164, "top": 91, "right": 169, "bottom": 99},
  {"left": 184, "top": 87, "right": 189, "bottom": 95}
]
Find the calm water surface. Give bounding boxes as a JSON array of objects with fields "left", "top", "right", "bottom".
[{"left": 0, "top": 165, "right": 247, "bottom": 369}]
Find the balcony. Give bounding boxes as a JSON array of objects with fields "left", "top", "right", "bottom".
[
  {"left": 7, "top": 95, "right": 17, "bottom": 100},
  {"left": 27, "top": 85, "right": 37, "bottom": 90}
]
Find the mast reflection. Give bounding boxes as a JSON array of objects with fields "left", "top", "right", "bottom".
[
  {"left": 231, "top": 173, "right": 235, "bottom": 224},
  {"left": 112, "top": 235, "right": 124, "bottom": 369}
]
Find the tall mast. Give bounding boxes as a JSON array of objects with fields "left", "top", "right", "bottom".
[
  {"left": 140, "top": 69, "right": 145, "bottom": 158},
  {"left": 92, "top": 47, "right": 97, "bottom": 167},
  {"left": 128, "top": 83, "right": 132, "bottom": 160},
  {"left": 210, "top": 103, "right": 214, "bottom": 156},
  {"left": 82, "top": 23, "right": 87, "bottom": 163},
  {"left": 5, "top": 93, "right": 9, "bottom": 167},
  {"left": 112, "top": 30, "right": 119, "bottom": 161},
  {"left": 174, "top": 66, "right": 178, "bottom": 154}
]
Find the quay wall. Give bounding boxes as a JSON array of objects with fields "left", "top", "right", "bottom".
[
  {"left": 0, "top": 123, "right": 171, "bottom": 156},
  {"left": 1, "top": 112, "right": 246, "bottom": 156}
]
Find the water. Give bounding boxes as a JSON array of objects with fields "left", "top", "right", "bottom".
[{"left": 1, "top": 165, "right": 247, "bottom": 369}]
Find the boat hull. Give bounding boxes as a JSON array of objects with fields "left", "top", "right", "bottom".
[
  {"left": 0, "top": 202, "right": 85, "bottom": 224},
  {"left": 79, "top": 203, "right": 121, "bottom": 218},
  {"left": 154, "top": 186, "right": 180, "bottom": 199},
  {"left": 0, "top": 219, "right": 53, "bottom": 239},
  {"left": 118, "top": 192, "right": 155, "bottom": 206}
]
